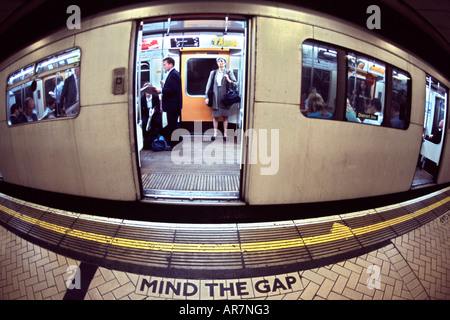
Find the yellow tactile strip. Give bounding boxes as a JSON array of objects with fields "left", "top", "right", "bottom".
[{"left": 0, "top": 187, "right": 449, "bottom": 278}]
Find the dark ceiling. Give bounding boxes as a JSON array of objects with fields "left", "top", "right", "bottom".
[{"left": 0, "top": 0, "right": 449, "bottom": 77}]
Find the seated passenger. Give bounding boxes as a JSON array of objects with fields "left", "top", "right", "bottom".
[
  {"left": 23, "top": 98, "right": 38, "bottom": 122},
  {"left": 304, "top": 87, "right": 322, "bottom": 110},
  {"left": 363, "top": 98, "right": 383, "bottom": 125},
  {"left": 390, "top": 101, "right": 404, "bottom": 129},
  {"left": 307, "top": 93, "right": 332, "bottom": 119},
  {"left": 40, "top": 97, "right": 57, "bottom": 120},
  {"left": 9, "top": 104, "right": 26, "bottom": 125}
]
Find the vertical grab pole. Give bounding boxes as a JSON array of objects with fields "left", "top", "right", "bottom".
[
  {"left": 221, "top": 16, "right": 229, "bottom": 50},
  {"left": 161, "top": 17, "right": 171, "bottom": 82}
]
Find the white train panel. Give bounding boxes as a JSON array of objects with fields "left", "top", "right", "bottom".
[
  {"left": 75, "top": 22, "right": 132, "bottom": 106},
  {"left": 247, "top": 102, "right": 423, "bottom": 204},
  {"left": 73, "top": 103, "right": 138, "bottom": 200},
  {"left": 246, "top": 15, "right": 433, "bottom": 204},
  {"left": 254, "top": 17, "right": 311, "bottom": 105}
]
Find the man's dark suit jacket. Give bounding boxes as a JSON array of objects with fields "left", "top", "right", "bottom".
[
  {"left": 60, "top": 74, "right": 78, "bottom": 107},
  {"left": 161, "top": 69, "right": 182, "bottom": 113}
]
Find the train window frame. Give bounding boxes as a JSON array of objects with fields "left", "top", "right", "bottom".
[
  {"left": 300, "top": 40, "right": 338, "bottom": 120},
  {"left": 6, "top": 47, "right": 81, "bottom": 126},
  {"left": 300, "top": 39, "right": 412, "bottom": 130},
  {"left": 140, "top": 61, "right": 151, "bottom": 88},
  {"left": 185, "top": 56, "right": 221, "bottom": 97},
  {"left": 389, "top": 68, "right": 412, "bottom": 130},
  {"left": 7, "top": 64, "right": 34, "bottom": 87},
  {"left": 35, "top": 48, "right": 81, "bottom": 75}
]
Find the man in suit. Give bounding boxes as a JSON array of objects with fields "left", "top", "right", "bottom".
[
  {"left": 156, "top": 57, "right": 182, "bottom": 147},
  {"left": 60, "top": 68, "right": 79, "bottom": 116}
]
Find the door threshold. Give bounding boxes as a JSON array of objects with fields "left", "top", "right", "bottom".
[
  {"left": 411, "top": 167, "right": 436, "bottom": 190},
  {"left": 411, "top": 181, "right": 436, "bottom": 190},
  {"left": 144, "top": 188, "right": 239, "bottom": 199},
  {"left": 143, "top": 189, "right": 242, "bottom": 205}
]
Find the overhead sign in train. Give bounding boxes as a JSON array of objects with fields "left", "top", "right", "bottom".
[
  {"left": 141, "top": 34, "right": 242, "bottom": 53},
  {"left": 171, "top": 37, "right": 199, "bottom": 48}
]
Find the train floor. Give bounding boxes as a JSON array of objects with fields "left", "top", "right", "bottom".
[
  {"left": 1, "top": 186, "right": 449, "bottom": 302},
  {"left": 412, "top": 167, "right": 436, "bottom": 189},
  {"left": 140, "top": 133, "right": 241, "bottom": 199}
]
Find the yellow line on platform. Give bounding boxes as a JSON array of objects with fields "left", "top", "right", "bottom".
[{"left": 0, "top": 196, "right": 448, "bottom": 253}]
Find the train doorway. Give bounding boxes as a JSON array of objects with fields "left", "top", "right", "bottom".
[
  {"left": 413, "top": 76, "right": 448, "bottom": 188},
  {"left": 134, "top": 17, "right": 247, "bottom": 201}
]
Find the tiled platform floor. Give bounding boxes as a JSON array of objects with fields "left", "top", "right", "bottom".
[{"left": 1, "top": 211, "right": 449, "bottom": 300}]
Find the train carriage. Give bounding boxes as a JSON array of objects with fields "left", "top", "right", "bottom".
[{"left": 0, "top": 1, "right": 449, "bottom": 215}]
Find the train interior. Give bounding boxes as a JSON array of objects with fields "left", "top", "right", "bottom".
[
  {"left": 413, "top": 76, "right": 448, "bottom": 188},
  {"left": 135, "top": 17, "right": 247, "bottom": 200},
  {"left": 6, "top": 49, "right": 81, "bottom": 123}
]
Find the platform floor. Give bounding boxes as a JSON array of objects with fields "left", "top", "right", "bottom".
[{"left": 1, "top": 201, "right": 449, "bottom": 301}]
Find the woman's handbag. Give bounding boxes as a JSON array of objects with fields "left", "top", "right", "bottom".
[
  {"left": 207, "top": 87, "right": 214, "bottom": 107},
  {"left": 221, "top": 80, "right": 240, "bottom": 107}
]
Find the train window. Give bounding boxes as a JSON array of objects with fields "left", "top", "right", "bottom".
[
  {"left": 7, "top": 64, "right": 34, "bottom": 86},
  {"left": 140, "top": 62, "right": 151, "bottom": 88},
  {"left": 7, "top": 48, "right": 81, "bottom": 125},
  {"left": 301, "top": 41, "right": 411, "bottom": 130},
  {"left": 301, "top": 41, "right": 337, "bottom": 119},
  {"left": 186, "top": 57, "right": 219, "bottom": 96},
  {"left": 347, "top": 53, "right": 386, "bottom": 126},
  {"left": 142, "top": 19, "right": 246, "bottom": 35},
  {"left": 8, "top": 82, "right": 31, "bottom": 124},
  {"left": 35, "top": 48, "right": 81, "bottom": 74},
  {"left": 390, "top": 69, "right": 411, "bottom": 130},
  {"left": 423, "top": 76, "right": 448, "bottom": 144}
]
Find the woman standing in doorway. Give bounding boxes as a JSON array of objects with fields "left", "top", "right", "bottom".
[{"left": 205, "top": 57, "right": 237, "bottom": 141}]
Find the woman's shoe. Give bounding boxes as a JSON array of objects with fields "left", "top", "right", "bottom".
[{"left": 223, "top": 137, "right": 227, "bottom": 142}]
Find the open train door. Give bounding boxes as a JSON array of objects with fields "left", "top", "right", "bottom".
[
  {"left": 136, "top": 17, "right": 247, "bottom": 201},
  {"left": 414, "top": 76, "right": 448, "bottom": 187}
]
